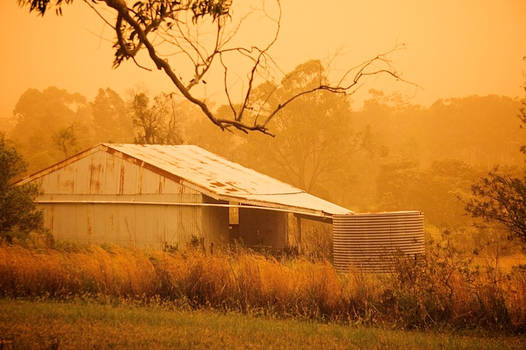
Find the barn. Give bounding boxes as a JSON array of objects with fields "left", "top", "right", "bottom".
[{"left": 17, "top": 143, "right": 351, "bottom": 251}]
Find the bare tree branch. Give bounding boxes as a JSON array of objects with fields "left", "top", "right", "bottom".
[
  {"left": 261, "top": 54, "right": 409, "bottom": 128},
  {"left": 219, "top": 52, "right": 238, "bottom": 119},
  {"left": 83, "top": 0, "right": 115, "bottom": 29},
  {"left": 20, "top": 0, "right": 408, "bottom": 136},
  {"left": 235, "top": 0, "right": 281, "bottom": 122}
]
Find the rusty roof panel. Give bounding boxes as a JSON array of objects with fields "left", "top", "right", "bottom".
[{"left": 103, "top": 144, "right": 351, "bottom": 216}]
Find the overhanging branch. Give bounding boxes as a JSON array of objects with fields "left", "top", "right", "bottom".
[{"left": 20, "top": 0, "right": 410, "bottom": 136}]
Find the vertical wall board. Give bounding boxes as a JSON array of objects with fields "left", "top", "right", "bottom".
[
  {"left": 176, "top": 206, "right": 203, "bottom": 247},
  {"left": 239, "top": 209, "right": 287, "bottom": 249},
  {"left": 103, "top": 151, "right": 119, "bottom": 194},
  {"left": 89, "top": 204, "right": 110, "bottom": 243},
  {"left": 140, "top": 168, "right": 160, "bottom": 194},
  {"left": 86, "top": 204, "right": 94, "bottom": 243},
  {"left": 201, "top": 196, "right": 229, "bottom": 249},
  {"left": 73, "top": 156, "right": 91, "bottom": 194},
  {"left": 122, "top": 205, "right": 137, "bottom": 246},
  {"left": 162, "top": 205, "right": 178, "bottom": 247},
  {"left": 121, "top": 160, "right": 138, "bottom": 195},
  {"left": 43, "top": 205, "right": 54, "bottom": 232},
  {"left": 97, "top": 204, "right": 127, "bottom": 245},
  {"left": 134, "top": 205, "right": 160, "bottom": 247},
  {"left": 45, "top": 204, "right": 75, "bottom": 242},
  {"left": 137, "top": 162, "right": 144, "bottom": 194},
  {"left": 88, "top": 151, "right": 105, "bottom": 194},
  {"left": 73, "top": 204, "right": 84, "bottom": 242},
  {"left": 134, "top": 205, "right": 148, "bottom": 246},
  {"left": 229, "top": 202, "right": 239, "bottom": 225},
  {"left": 60, "top": 159, "right": 75, "bottom": 193}
]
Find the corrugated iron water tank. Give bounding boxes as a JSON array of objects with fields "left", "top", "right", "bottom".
[{"left": 332, "top": 211, "right": 425, "bottom": 273}]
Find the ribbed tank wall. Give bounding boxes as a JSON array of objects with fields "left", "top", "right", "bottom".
[{"left": 332, "top": 211, "right": 425, "bottom": 273}]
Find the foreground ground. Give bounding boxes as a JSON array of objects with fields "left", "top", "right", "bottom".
[{"left": 0, "top": 299, "right": 524, "bottom": 349}]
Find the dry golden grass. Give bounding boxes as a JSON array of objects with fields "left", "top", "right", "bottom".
[{"left": 0, "top": 242, "right": 525, "bottom": 332}]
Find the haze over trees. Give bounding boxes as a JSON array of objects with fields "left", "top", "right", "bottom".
[
  {"left": 131, "top": 92, "right": 184, "bottom": 144},
  {"left": 2, "top": 79, "right": 525, "bottom": 252},
  {"left": 1, "top": 29, "right": 524, "bottom": 249},
  {"left": 92, "top": 88, "right": 133, "bottom": 143},
  {"left": 9, "top": 87, "right": 92, "bottom": 170},
  {"left": 236, "top": 60, "right": 356, "bottom": 193},
  {"left": 466, "top": 85, "right": 526, "bottom": 242},
  {"left": 18, "top": 0, "right": 403, "bottom": 135}
]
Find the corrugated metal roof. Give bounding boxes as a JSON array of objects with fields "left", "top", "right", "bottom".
[{"left": 103, "top": 144, "right": 351, "bottom": 216}]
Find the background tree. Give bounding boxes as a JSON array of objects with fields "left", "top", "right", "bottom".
[
  {"left": 52, "top": 123, "right": 78, "bottom": 158},
  {"left": 238, "top": 60, "right": 358, "bottom": 194},
  {"left": 131, "top": 92, "right": 184, "bottom": 144},
  {"left": 465, "top": 85, "right": 526, "bottom": 242},
  {"left": 466, "top": 169, "right": 526, "bottom": 242},
  {"left": 0, "top": 135, "right": 43, "bottom": 243},
  {"left": 91, "top": 88, "right": 133, "bottom": 143},
  {"left": 19, "top": 0, "right": 402, "bottom": 135},
  {"left": 10, "top": 87, "right": 92, "bottom": 171},
  {"left": 377, "top": 159, "right": 481, "bottom": 228}
]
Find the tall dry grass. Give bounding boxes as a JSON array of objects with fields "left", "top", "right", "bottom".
[{"left": 0, "top": 241, "right": 524, "bottom": 332}]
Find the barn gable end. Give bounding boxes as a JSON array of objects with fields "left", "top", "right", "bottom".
[
  {"left": 22, "top": 145, "right": 230, "bottom": 248},
  {"left": 31, "top": 147, "right": 200, "bottom": 198}
]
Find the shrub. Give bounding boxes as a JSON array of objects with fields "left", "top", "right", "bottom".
[{"left": 0, "top": 135, "right": 43, "bottom": 242}]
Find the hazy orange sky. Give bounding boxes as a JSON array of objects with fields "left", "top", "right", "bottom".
[{"left": 1, "top": 0, "right": 525, "bottom": 120}]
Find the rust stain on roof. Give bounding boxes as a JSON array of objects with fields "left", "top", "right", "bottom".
[{"left": 103, "top": 144, "right": 351, "bottom": 216}]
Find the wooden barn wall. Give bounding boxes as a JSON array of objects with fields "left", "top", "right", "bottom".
[{"left": 34, "top": 150, "right": 228, "bottom": 248}]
